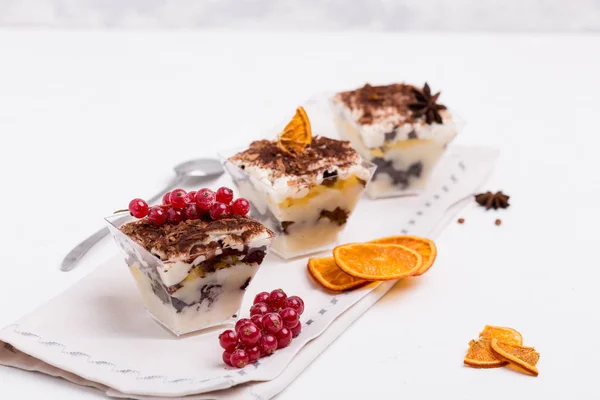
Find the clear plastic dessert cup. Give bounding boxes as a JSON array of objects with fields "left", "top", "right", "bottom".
[
  {"left": 330, "top": 89, "right": 464, "bottom": 199},
  {"left": 105, "top": 214, "right": 275, "bottom": 336},
  {"left": 221, "top": 152, "right": 376, "bottom": 260}
]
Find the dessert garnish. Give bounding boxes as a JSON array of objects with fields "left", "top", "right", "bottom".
[
  {"left": 475, "top": 191, "right": 510, "bottom": 210},
  {"left": 464, "top": 325, "right": 539, "bottom": 376},
  {"left": 307, "top": 235, "right": 438, "bottom": 291},
  {"left": 490, "top": 339, "right": 540, "bottom": 376},
  {"left": 408, "top": 83, "right": 447, "bottom": 124},
  {"left": 277, "top": 106, "right": 312, "bottom": 156},
  {"left": 219, "top": 289, "right": 304, "bottom": 368},
  {"left": 119, "top": 186, "right": 250, "bottom": 226},
  {"left": 308, "top": 257, "right": 368, "bottom": 291},
  {"left": 333, "top": 243, "right": 421, "bottom": 281},
  {"left": 370, "top": 235, "right": 437, "bottom": 276},
  {"left": 458, "top": 218, "right": 465, "bottom": 224},
  {"left": 495, "top": 218, "right": 502, "bottom": 226}
]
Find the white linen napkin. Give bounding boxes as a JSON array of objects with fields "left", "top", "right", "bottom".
[{"left": 0, "top": 145, "right": 498, "bottom": 399}]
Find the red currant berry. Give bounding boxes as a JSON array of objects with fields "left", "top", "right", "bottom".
[
  {"left": 183, "top": 203, "right": 202, "bottom": 220},
  {"left": 253, "top": 291, "right": 270, "bottom": 305},
  {"left": 231, "top": 198, "right": 250, "bottom": 216},
  {"left": 259, "top": 334, "right": 278, "bottom": 357},
  {"left": 250, "top": 314, "right": 263, "bottom": 328},
  {"left": 222, "top": 350, "right": 234, "bottom": 367},
  {"left": 166, "top": 207, "right": 184, "bottom": 224},
  {"left": 218, "top": 330, "right": 238, "bottom": 351},
  {"left": 162, "top": 192, "right": 172, "bottom": 205},
  {"left": 216, "top": 187, "right": 234, "bottom": 204},
  {"left": 195, "top": 188, "right": 216, "bottom": 210},
  {"left": 229, "top": 349, "right": 249, "bottom": 369},
  {"left": 147, "top": 207, "right": 167, "bottom": 226},
  {"left": 235, "top": 318, "right": 252, "bottom": 334},
  {"left": 246, "top": 345, "right": 260, "bottom": 363},
  {"left": 261, "top": 312, "right": 283, "bottom": 334},
  {"left": 128, "top": 198, "right": 149, "bottom": 218},
  {"left": 209, "top": 202, "right": 230, "bottom": 220},
  {"left": 285, "top": 296, "right": 305, "bottom": 315},
  {"left": 275, "top": 327, "right": 292, "bottom": 349},
  {"left": 170, "top": 189, "right": 187, "bottom": 209},
  {"left": 238, "top": 323, "right": 261, "bottom": 347},
  {"left": 279, "top": 307, "right": 300, "bottom": 329},
  {"left": 250, "top": 302, "right": 271, "bottom": 317},
  {"left": 268, "top": 289, "right": 288, "bottom": 311},
  {"left": 290, "top": 321, "right": 302, "bottom": 338},
  {"left": 184, "top": 191, "right": 197, "bottom": 204}
]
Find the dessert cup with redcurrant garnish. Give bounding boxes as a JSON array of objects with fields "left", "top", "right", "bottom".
[
  {"left": 331, "top": 83, "right": 462, "bottom": 198},
  {"left": 106, "top": 188, "right": 275, "bottom": 336}
]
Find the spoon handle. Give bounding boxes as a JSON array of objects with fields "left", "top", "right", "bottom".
[{"left": 60, "top": 175, "right": 185, "bottom": 272}]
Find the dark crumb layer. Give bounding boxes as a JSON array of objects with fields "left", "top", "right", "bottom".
[
  {"left": 336, "top": 83, "right": 421, "bottom": 125},
  {"left": 229, "top": 136, "right": 361, "bottom": 181},
  {"left": 120, "top": 215, "right": 273, "bottom": 263}
]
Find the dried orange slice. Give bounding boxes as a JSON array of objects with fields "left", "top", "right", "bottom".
[
  {"left": 491, "top": 338, "right": 540, "bottom": 376},
  {"left": 464, "top": 339, "right": 506, "bottom": 368},
  {"left": 307, "top": 257, "right": 368, "bottom": 291},
  {"left": 479, "top": 325, "right": 523, "bottom": 346},
  {"left": 370, "top": 235, "right": 437, "bottom": 276},
  {"left": 333, "top": 243, "right": 422, "bottom": 281},
  {"left": 464, "top": 325, "right": 526, "bottom": 369},
  {"left": 278, "top": 106, "right": 312, "bottom": 155}
]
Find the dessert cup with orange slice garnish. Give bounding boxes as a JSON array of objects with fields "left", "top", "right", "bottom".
[{"left": 223, "top": 107, "right": 375, "bottom": 259}]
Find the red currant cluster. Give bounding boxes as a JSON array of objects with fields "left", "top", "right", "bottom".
[
  {"left": 126, "top": 186, "right": 251, "bottom": 226},
  {"left": 219, "top": 289, "right": 305, "bottom": 368}
]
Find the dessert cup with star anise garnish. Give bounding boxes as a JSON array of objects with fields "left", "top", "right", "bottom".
[{"left": 331, "top": 83, "right": 461, "bottom": 198}]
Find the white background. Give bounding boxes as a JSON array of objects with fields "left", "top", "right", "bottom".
[
  {"left": 0, "top": 0, "right": 599, "bottom": 31},
  {"left": 0, "top": 30, "right": 598, "bottom": 399}
]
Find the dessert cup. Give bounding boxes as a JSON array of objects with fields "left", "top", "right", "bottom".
[
  {"left": 106, "top": 214, "right": 275, "bottom": 336},
  {"left": 222, "top": 143, "right": 375, "bottom": 260},
  {"left": 331, "top": 83, "right": 463, "bottom": 198}
]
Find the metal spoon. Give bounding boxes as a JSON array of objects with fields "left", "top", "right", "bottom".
[{"left": 60, "top": 158, "right": 225, "bottom": 272}]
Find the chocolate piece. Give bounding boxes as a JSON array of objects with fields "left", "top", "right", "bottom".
[
  {"left": 240, "top": 278, "right": 252, "bottom": 290},
  {"left": 372, "top": 158, "right": 423, "bottom": 188},
  {"left": 172, "top": 284, "right": 222, "bottom": 313},
  {"left": 281, "top": 221, "right": 294, "bottom": 235},
  {"left": 384, "top": 127, "right": 398, "bottom": 142},
  {"left": 319, "top": 207, "right": 349, "bottom": 226},
  {"left": 322, "top": 170, "right": 338, "bottom": 187}
]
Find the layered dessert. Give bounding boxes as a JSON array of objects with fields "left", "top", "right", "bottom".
[
  {"left": 107, "top": 199, "right": 274, "bottom": 336},
  {"left": 224, "top": 107, "right": 375, "bottom": 259},
  {"left": 331, "top": 83, "right": 459, "bottom": 198}
]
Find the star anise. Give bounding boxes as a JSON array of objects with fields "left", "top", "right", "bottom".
[
  {"left": 408, "top": 83, "right": 447, "bottom": 124},
  {"left": 475, "top": 191, "right": 510, "bottom": 210}
]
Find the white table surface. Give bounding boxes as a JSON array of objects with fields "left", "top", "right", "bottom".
[{"left": 0, "top": 30, "right": 598, "bottom": 399}]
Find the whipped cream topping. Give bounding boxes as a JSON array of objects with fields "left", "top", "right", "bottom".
[
  {"left": 332, "top": 83, "right": 457, "bottom": 148},
  {"left": 120, "top": 215, "right": 273, "bottom": 263},
  {"left": 228, "top": 136, "right": 373, "bottom": 201}
]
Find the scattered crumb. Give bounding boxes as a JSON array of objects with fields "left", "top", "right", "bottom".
[
  {"left": 495, "top": 219, "right": 502, "bottom": 226},
  {"left": 457, "top": 218, "right": 465, "bottom": 224}
]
